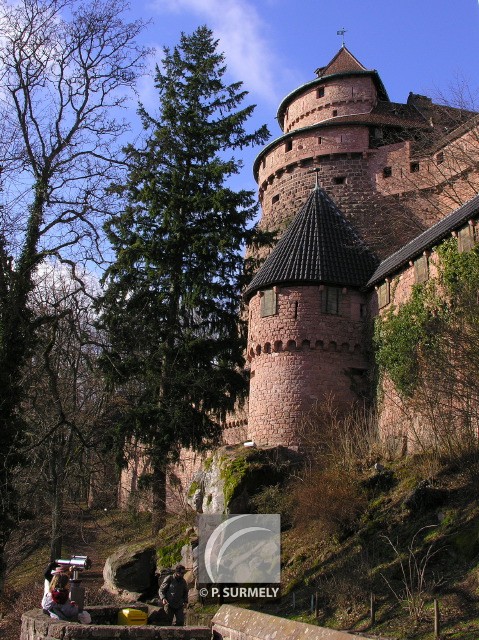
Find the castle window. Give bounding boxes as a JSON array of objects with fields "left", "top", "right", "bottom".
[
  {"left": 458, "top": 224, "right": 476, "bottom": 253},
  {"left": 333, "top": 176, "right": 346, "bottom": 185},
  {"left": 414, "top": 255, "right": 429, "bottom": 283},
  {"left": 285, "top": 139, "right": 293, "bottom": 152},
  {"left": 318, "top": 136, "right": 322, "bottom": 145},
  {"left": 332, "top": 109, "right": 338, "bottom": 117},
  {"left": 383, "top": 166, "right": 392, "bottom": 178},
  {"left": 410, "top": 161, "right": 420, "bottom": 173},
  {"left": 317, "top": 87, "right": 325, "bottom": 98},
  {"left": 436, "top": 151, "right": 444, "bottom": 164},
  {"left": 272, "top": 194, "right": 280, "bottom": 204},
  {"left": 322, "top": 286, "right": 341, "bottom": 315},
  {"left": 261, "top": 288, "right": 277, "bottom": 317},
  {"left": 377, "top": 281, "right": 390, "bottom": 308}
]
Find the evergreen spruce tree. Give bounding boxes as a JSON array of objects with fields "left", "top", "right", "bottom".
[{"left": 100, "top": 26, "right": 269, "bottom": 531}]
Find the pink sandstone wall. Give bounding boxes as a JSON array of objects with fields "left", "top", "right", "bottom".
[
  {"left": 374, "top": 254, "right": 438, "bottom": 451},
  {"left": 373, "top": 126, "right": 479, "bottom": 226},
  {"left": 373, "top": 234, "right": 479, "bottom": 452},
  {"left": 247, "top": 285, "right": 369, "bottom": 447},
  {"left": 282, "top": 76, "right": 377, "bottom": 133},
  {"left": 256, "top": 69, "right": 479, "bottom": 260}
]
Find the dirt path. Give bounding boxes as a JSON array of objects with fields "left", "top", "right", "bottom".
[{"left": 0, "top": 507, "right": 139, "bottom": 640}]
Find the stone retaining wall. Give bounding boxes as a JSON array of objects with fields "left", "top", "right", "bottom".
[
  {"left": 21, "top": 607, "right": 210, "bottom": 640},
  {"left": 211, "top": 605, "right": 372, "bottom": 640},
  {"left": 23, "top": 604, "right": 376, "bottom": 640}
]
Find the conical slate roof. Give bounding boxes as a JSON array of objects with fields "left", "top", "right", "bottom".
[
  {"left": 314, "top": 46, "right": 367, "bottom": 77},
  {"left": 244, "top": 187, "right": 378, "bottom": 301}
]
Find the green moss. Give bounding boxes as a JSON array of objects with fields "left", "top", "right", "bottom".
[
  {"left": 156, "top": 538, "right": 188, "bottom": 569},
  {"left": 220, "top": 455, "right": 249, "bottom": 506},
  {"left": 188, "top": 480, "right": 200, "bottom": 498},
  {"left": 203, "top": 456, "right": 213, "bottom": 472},
  {"left": 374, "top": 283, "right": 437, "bottom": 397},
  {"left": 451, "top": 522, "right": 479, "bottom": 561}
]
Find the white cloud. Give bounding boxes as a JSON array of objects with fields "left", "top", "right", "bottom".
[{"left": 149, "top": 0, "right": 282, "bottom": 104}]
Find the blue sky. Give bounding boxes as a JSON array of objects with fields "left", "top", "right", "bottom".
[{"left": 128, "top": 0, "right": 479, "bottom": 194}]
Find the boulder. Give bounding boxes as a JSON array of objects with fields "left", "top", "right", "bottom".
[
  {"left": 103, "top": 542, "right": 156, "bottom": 600},
  {"left": 186, "top": 445, "right": 299, "bottom": 514},
  {"left": 404, "top": 480, "right": 448, "bottom": 512},
  {"left": 180, "top": 540, "right": 199, "bottom": 604}
]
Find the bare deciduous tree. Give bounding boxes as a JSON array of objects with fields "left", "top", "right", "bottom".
[
  {"left": 0, "top": 0, "right": 148, "bottom": 588},
  {"left": 16, "top": 263, "right": 116, "bottom": 561}
]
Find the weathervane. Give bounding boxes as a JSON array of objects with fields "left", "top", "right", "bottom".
[{"left": 337, "top": 28, "right": 347, "bottom": 47}]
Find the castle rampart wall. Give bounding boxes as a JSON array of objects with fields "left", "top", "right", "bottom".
[
  {"left": 373, "top": 126, "right": 479, "bottom": 224},
  {"left": 373, "top": 228, "right": 478, "bottom": 452}
]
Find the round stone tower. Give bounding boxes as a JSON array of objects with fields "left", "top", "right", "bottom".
[
  {"left": 254, "top": 46, "right": 433, "bottom": 257},
  {"left": 244, "top": 184, "right": 378, "bottom": 448}
]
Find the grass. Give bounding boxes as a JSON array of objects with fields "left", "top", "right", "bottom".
[
  {"left": 254, "top": 452, "right": 479, "bottom": 640},
  {"left": 3, "top": 452, "right": 479, "bottom": 640}
]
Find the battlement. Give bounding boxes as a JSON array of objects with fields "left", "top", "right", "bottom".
[{"left": 248, "top": 338, "right": 363, "bottom": 360}]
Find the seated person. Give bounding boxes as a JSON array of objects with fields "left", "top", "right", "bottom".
[
  {"left": 43, "top": 563, "right": 70, "bottom": 597},
  {"left": 42, "top": 573, "right": 79, "bottom": 622}
]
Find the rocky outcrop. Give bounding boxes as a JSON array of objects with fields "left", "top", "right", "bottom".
[
  {"left": 103, "top": 543, "right": 156, "bottom": 600},
  {"left": 186, "top": 444, "right": 298, "bottom": 514}
]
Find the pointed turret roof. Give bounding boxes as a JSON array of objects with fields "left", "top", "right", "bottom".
[
  {"left": 276, "top": 47, "right": 389, "bottom": 129},
  {"left": 244, "top": 186, "right": 379, "bottom": 301},
  {"left": 314, "top": 46, "right": 367, "bottom": 77}
]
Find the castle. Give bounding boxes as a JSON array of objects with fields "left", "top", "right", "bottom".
[
  {"left": 119, "top": 46, "right": 479, "bottom": 509},
  {"left": 238, "top": 45, "right": 479, "bottom": 453}
]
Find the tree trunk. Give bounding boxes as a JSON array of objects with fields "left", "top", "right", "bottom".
[
  {"left": 0, "top": 549, "right": 6, "bottom": 594},
  {"left": 151, "top": 463, "right": 167, "bottom": 535},
  {"left": 49, "top": 456, "right": 64, "bottom": 561},
  {"left": 50, "top": 491, "right": 63, "bottom": 561}
]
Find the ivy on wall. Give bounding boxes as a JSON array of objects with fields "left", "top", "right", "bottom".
[{"left": 374, "top": 239, "right": 479, "bottom": 398}]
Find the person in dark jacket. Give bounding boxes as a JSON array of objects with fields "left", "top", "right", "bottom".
[{"left": 158, "top": 564, "right": 189, "bottom": 626}]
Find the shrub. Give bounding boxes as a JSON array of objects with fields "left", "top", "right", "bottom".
[
  {"left": 291, "top": 465, "right": 367, "bottom": 536},
  {"left": 250, "top": 484, "right": 293, "bottom": 526}
]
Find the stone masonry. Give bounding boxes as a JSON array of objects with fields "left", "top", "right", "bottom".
[{"left": 247, "top": 285, "right": 369, "bottom": 447}]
